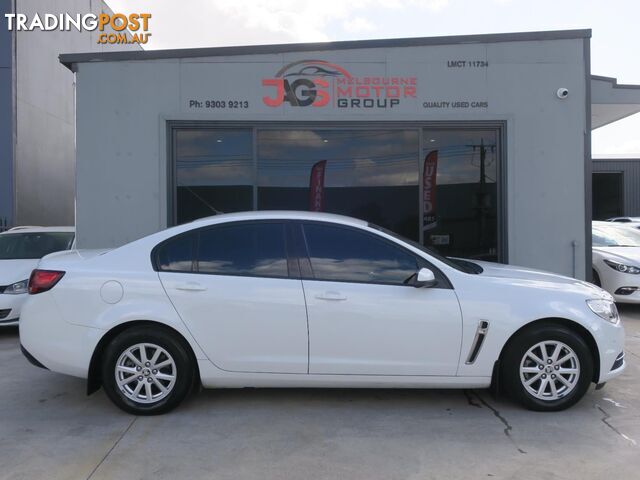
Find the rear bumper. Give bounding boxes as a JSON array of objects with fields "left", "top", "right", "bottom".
[
  {"left": 19, "top": 292, "right": 104, "bottom": 379},
  {"left": 20, "top": 344, "right": 48, "bottom": 370}
]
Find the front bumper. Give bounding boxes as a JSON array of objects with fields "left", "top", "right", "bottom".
[
  {"left": 595, "top": 319, "right": 626, "bottom": 384},
  {"left": 611, "top": 287, "right": 640, "bottom": 304},
  {"left": 0, "top": 293, "right": 27, "bottom": 326}
]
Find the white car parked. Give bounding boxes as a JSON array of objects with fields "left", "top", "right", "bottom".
[
  {"left": 606, "top": 217, "right": 640, "bottom": 230},
  {"left": 0, "top": 227, "right": 75, "bottom": 326},
  {"left": 593, "top": 221, "right": 640, "bottom": 303},
  {"left": 20, "top": 212, "right": 624, "bottom": 415}
]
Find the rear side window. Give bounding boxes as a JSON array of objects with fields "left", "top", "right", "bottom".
[
  {"left": 156, "top": 233, "right": 195, "bottom": 272},
  {"left": 197, "top": 222, "right": 288, "bottom": 278},
  {"left": 302, "top": 223, "right": 418, "bottom": 285}
]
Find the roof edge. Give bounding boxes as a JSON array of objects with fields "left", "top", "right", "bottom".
[
  {"left": 591, "top": 75, "right": 640, "bottom": 90},
  {"left": 60, "top": 28, "right": 592, "bottom": 71}
]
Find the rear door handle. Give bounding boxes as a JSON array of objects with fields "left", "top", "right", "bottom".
[
  {"left": 315, "top": 291, "right": 347, "bottom": 301},
  {"left": 175, "top": 281, "right": 207, "bottom": 292}
]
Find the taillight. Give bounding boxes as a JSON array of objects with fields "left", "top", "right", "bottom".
[{"left": 28, "top": 270, "right": 65, "bottom": 295}]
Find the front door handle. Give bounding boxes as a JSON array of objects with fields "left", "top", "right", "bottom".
[
  {"left": 315, "top": 291, "right": 347, "bottom": 301},
  {"left": 175, "top": 281, "right": 207, "bottom": 292}
]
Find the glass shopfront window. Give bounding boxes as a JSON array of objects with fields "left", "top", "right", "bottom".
[
  {"left": 172, "top": 125, "right": 502, "bottom": 261},
  {"left": 421, "top": 129, "right": 499, "bottom": 261},
  {"left": 174, "top": 129, "right": 253, "bottom": 224},
  {"left": 258, "top": 129, "right": 419, "bottom": 240}
]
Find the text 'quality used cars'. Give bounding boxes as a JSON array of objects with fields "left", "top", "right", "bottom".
[{"left": 19, "top": 212, "right": 625, "bottom": 414}]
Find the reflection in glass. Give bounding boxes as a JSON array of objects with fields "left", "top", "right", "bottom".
[
  {"left": 422, "top": 129, "right": 498, "bottom": 261},
  {"left": 303, "top": 223, "right": 418, "bottom": 284},
  {"left": 157, "top": 234, "right": 194, "bottom": 272},
  {"left": 258, "top": 130, "right": 420, "bottom": 240},
  {"left": 592, "top": 225, "right": 640, "bottom": 247},
  {"left": 197, "top": 223, "right": 288, "bottom": 278},
  {"left": 175, "top": 129, "right": 253, "bottom": 224}
]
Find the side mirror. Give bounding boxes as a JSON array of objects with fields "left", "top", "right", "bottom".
[{"left": 414, "top": 267, "right": 437, "bottom": 288}]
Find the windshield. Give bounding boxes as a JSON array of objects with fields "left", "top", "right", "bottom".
[
  {"left": 0, "top": 232, "right": 75, "bottom": 260},
  {"left": 368, "top": 223, "right": 479, "bottom": 274},
  {"left": 592, "top": 226, "right": 640, "bottom": 247}
]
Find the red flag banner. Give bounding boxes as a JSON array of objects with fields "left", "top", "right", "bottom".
[
  {"left": 423, "top": 150, "right": 438, "bottom": 231},
  {"left": 309, "top": 160, "right": 327, "bottom": 212}
]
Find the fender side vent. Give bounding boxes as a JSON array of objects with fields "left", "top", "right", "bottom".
[{"left": 465, "top": 320, "right": 490, "bottom": 365}]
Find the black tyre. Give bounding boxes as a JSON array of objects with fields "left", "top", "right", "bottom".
[
  {"left": 101, "top": 326, "right": 195, "bottom": 415},
  {"left": 592, "top": 269, "right": 602, "bottom": 287},
  {"left": 501, "top": 323, "right": 593, "bottom": 411}
]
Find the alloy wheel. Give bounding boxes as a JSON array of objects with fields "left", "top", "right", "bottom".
[
  {"left": 519, "top": 340, "right": 581, "bottom": 401},
  {"left": 115, "top": 343, "right": 177, "bottom": 404}
]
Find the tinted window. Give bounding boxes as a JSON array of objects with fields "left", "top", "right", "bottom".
[
  {"left": 197, "top": 223, "right": 288, "bottom": 278},
  {"left": 302, "top": 223, "right": 418, "bottom": 285},
  {"left": 0, "top": 232, "right": 74, "bottom": 260},
  {"left": 157, "top": 233, "right": 195, "bottom": 272}
]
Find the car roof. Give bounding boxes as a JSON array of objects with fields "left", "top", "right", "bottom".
[
  {"left": 0, "top": 226, "right": 75, "bottom": 235},
  {"left": 189, "top": 211, "right": 369, "bottom": 227}
]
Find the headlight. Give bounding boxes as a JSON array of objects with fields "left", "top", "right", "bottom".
[
  {"left": 604, "top": 259, "right": 640, "bottom": 274},
  {"left": 586, "top": 299, "right": 619, "bottom": 324},
  {"left": 3, "top": 279, "right": 29, "bottom": 295}
]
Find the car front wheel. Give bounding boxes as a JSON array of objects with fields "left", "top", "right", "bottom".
[
  {"left": 501, "top": 323, "right": 594, "bottom": 411},
  {"left": 101, "top": 326, "right": 194, "bottom": 415}
]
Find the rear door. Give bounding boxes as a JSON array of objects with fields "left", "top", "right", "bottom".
[{"left": 157, "top": 221, "right": 309, "bottom": 374}]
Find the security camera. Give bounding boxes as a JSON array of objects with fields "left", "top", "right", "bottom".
[{"left": 557, "top": 88, "right": 569, "bottom": 99}]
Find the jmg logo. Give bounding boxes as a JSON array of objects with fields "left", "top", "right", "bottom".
[{"left": 262, "top": 60, "right": 350, "bottom": 107}]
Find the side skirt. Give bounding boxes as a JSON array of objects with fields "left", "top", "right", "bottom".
[{"left": 197, "top": 360, "right": 492, "bottom": 389}]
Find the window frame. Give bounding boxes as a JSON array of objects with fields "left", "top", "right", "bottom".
[
  {"left": 152, "top": 220, "right": 299, "bottom": 280},
  {"left": 292, "top": 220, "right": 452, "bottom": 289}
]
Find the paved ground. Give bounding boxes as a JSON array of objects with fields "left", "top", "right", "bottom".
[{"left": 1, "top": 309, "right": 639, "bottom": 480}]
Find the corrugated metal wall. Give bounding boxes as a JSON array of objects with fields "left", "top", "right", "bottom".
[{"left": 593, "top": 158, "right": 640, "bottom": 216}]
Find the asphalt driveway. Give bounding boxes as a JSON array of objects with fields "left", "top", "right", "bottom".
[{"left": 1, "top": 307, "right": 639, "bottom": 480}]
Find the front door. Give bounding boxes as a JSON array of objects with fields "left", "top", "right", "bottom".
[
  {"left": 297, "top": 222, "right": 462, "bottom": 376},
  {"left": 158, "top": 221, "right": 309, "bottom": 374}
]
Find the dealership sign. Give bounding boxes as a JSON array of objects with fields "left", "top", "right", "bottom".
[{"left": 262, "top": 60, "right": 417, "bottom": 110}]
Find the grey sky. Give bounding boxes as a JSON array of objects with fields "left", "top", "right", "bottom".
[{"left": 105, "top": 0, "right": 640, "bottom": 155}]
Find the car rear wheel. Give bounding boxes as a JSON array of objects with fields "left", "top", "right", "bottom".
[
  {"left": 101, "top": 326, "right": 194, "bottom": 415},
  {"left": 501, "top": 323, "right": 593, "bottom": 411}
]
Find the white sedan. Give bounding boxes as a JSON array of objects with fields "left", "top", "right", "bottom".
[
  {"left": 0, "top": 227, "right": 75, "bottom": 326},
  {"left": 593, "top": 221, "right": 640, "bottom": 303},
  {"left": 20, "top": 212, "right": 625, "bottom": 415}
]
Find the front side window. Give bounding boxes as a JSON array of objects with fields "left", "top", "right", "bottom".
[
  {"left": 197, "top": 223, "right": 288, "bottom": 278},
  {"left": 302, "top": 223, "right": 418, "bottom": 285},
  {"left": 0, "top": 232, "right": 74, "bottom": 260}
]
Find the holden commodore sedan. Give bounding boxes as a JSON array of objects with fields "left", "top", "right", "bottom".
[{"left": 20, "top": 212, "right": 625, "bottom": 415}]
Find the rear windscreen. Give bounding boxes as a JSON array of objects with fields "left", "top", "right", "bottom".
[{"left": 0, "top": 232, "right": 75, "bottom": 260}]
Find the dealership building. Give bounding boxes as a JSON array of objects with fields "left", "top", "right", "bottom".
[
  {"left": 59, "top": 29, "right": 640, "bottom": 279},
  {"left": 0, "top": 0, "right": 140, "bottom": 229}
]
